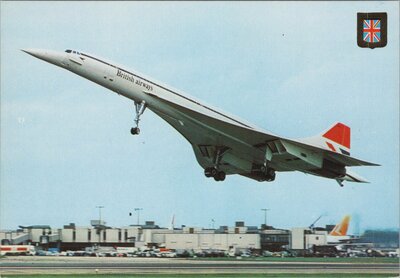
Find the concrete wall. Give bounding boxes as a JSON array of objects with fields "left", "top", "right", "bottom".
[
  {"left": 182, "top": 227, "right": 205, "bottom": 234},
  {"left": 290, "top": 228, "right": 328, "bottom": 250},
  {"left": 306, "top": 233, "right": 328, "bottom": 248},
  {"left": 228, "top": 226, "right": 248, "bottom": 234},
  {"left": 165, "top": 233, "right": 260, "bottom": 250},
  {"left": 150, "top": 229, "right": 178, "bottom": 245},
  {"left": 121, "top": 227, "right": 141, "bottom": 242},
  {"left": 290, "top": 228, "right": 307, "bottom": 250},
  {"left": 166, "top": 234, "right": 200, "bottom": 250},
  {"left": 103, "top": 229, "right": 120, "bottom": 242},
  {"left": 30, "top": 228, "right": 54, "bottom": 242}
]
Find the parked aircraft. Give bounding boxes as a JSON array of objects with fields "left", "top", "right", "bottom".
[
  {"left": 330, "top": 215, "right": 351, "bottom": 236},
  {"left": 23, "top": 49, "right": 379, "bottom": 185},
  {"left": 327, "top": 215, "right": 357, "bottom": 244}
]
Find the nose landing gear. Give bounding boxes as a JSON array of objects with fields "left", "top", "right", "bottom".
[
  {"left": 130, "top": 127, "right": 141, "bottom": 135},
  {"left": 131, "top": 100, "right": 147, "bottom": 136}
]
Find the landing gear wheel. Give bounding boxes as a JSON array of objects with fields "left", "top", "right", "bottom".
[
  {"left": 204, "top": 167, "right": 218, "bottom": 178},
  {"left": 130, "top": 127, "right": 140, "bottom": 135},
  {"left": 267, "top": 168, "right": 275, "bottom": 176},
  {"left": 217, "top": 171, "right": 226, "bottom": 181},
  {"left": 266, "top": 172, "right": 276, "bottom": 182},
  {"left": 213, "top": 171, "right": 226, "bottom": 182},
  {"left": 204, "top": 167, "right": 213, "bottom": 178},
  {"left": 205, "top": 167, "right": 226, "bottom": 181},
  {"left": 265, "top": 168, "right": 276, "bottom": 182}
]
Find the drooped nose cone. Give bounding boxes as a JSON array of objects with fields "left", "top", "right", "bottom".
[
  {"left": 21, "top": 48, "right": 46, "bottom": 59},
  {"left": 22, "top": 48, "right": 65, "bottom": 67}
]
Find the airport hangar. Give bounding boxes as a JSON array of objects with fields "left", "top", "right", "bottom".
[{"left": 0, "top": 220, "right": 341, "bottom": 254}]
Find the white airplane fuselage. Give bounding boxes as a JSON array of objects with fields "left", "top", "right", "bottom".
[
  {"left": 64, "top": 51, "right": 256, "bottom": 131},
  {"left": 23, "top": 49, "right": 273, "bottom": 174},
  {"left": 23, "top": 49, "right": 378, "bottom": 184},
  {"left": 61, "top": 51, "right": 269, "bottom": 173}
]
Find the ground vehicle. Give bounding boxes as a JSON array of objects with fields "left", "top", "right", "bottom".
[
  {"left": 0, "top": 245, "right": 35, "bottom": 256},
  {"left": 312, "top": 245, "right": 341, "bottom": 257}
]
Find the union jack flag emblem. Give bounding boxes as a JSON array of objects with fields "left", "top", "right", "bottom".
[
  {"left": 357, "top": 13, "right": 387, "bottom": 49},
  {"left": 363, "top": 19, "right": 381, "bottom": 43}
]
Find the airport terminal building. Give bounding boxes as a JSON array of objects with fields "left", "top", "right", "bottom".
[
  {"left": 1, "top": 221, "right": 288, "bottom": 253},
  {"left": 1, "top": 221, "right": 397, "bottom": 254}
]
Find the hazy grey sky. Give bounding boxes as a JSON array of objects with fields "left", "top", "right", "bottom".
[{"left": 1, "top": 1, "right": 398, "bottom": 233}]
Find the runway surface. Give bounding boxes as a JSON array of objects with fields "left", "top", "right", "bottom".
[{"left": 1, "top": 256, "right": 399, "bottom": 275}]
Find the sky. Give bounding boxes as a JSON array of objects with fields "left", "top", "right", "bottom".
[{"left": 1, "top": 1, "right": 399, "bottom": 234}]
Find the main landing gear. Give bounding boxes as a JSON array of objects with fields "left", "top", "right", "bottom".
[
  {"left": 261, "top": 145, "right": 275, "bottom": 182},
  {"left": 204, "top": 146, "right": 229, "bottom": 182},
  {"left": 204, "top": 167, "right": 226, "bottom": 181},
  {"left": 260, "top": 166, "right": 276, "bottom": 182},
  {"left": 250, "top": 164, "right": 276, "bottom": 182},
  {"left": 130, "top": 100, "right": 147, "bottom": 135}
]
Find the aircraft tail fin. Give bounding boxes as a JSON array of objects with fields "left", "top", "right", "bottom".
[
  {"left": 306, "top": 122, "right": 351, "bottom": 155},
  {"left": 329, "top": 215, "right": 351, "bottom": 236},
  {"left": 322, "top": 122, "right": 350, "bottom": 151}
]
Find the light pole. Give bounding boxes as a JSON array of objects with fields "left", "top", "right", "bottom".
[
  {"left": 211, "top": 219, "right": 215, "bottom": 229},
  {"left": 96, "top": 206, "right": 104, "bottom": 225},
  {"left": 96, "top": 206, "right": 104, "bottom": 244},
  {"left": 261, "top": 208, "right": 270, "bottom": 227},
  {"left": 134, "top": 208, "right": 143, "bottom": 225}
]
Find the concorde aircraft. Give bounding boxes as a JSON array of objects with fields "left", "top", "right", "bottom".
[{"left": 22, "top": 49, "right": 379, "bottom": 186}]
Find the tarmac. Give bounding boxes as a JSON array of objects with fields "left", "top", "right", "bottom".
[{"left": 0, "top": 256, "right": 399, "bottom": 275}]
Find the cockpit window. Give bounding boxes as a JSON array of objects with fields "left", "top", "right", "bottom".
[{"left": 65, "top": 49, "right": 82, "bottom": 55}]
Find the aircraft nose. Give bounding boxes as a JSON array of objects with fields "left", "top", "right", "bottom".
[
  {"left": 21, "top": 48, "right": 65, "bottom": 67},
  {"left": 21, "top": 49, "right": 48, "bottom": 59}
]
